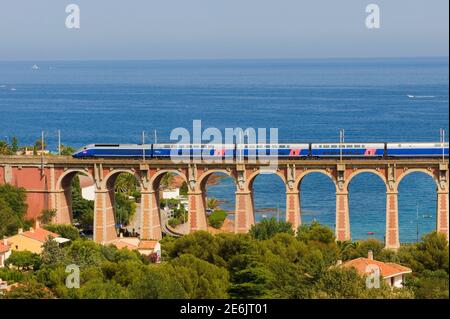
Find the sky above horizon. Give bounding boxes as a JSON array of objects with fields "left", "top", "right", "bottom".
[{"left": 0, "top": 0, "right": 448, "bottom": 60}]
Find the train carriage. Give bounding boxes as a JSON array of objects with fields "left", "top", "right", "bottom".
[
  {"left": 386, "top": 142, "right": 449, "bottom": 157},
  {"left": 311, "top": 143, "right": 385, "bottom": 157}
]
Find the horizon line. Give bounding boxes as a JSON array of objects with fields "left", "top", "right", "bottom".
[{"left": 0, "top": 55, "right": 448, "bottom": 63}]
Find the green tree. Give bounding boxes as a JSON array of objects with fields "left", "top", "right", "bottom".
[
  {"left": 170, "top": 254, "right": 230, "bottom": 298},
  {"left": 312, "top": 267, "right": 369, "bottom": 299},
  {"left": 71, "top": 176, "right": 94, "bottom": 231},
  {"left": 115, "top": 192, "right": 136, "bottom": 226},
  {"left": 38, "top": 209, "right": 57, "bottom": 225},
  {"left": 208, "top": 209, "right": 228, "bottom": 229},
  {"left": 160, "top": 172, "right": 174, "bottom": 190},
  {"left": 3, "top": 280, "right": 54, "bottom": 299},
  {"left": 44, "top": 224, "right": 80, "bottom": 241},
  {"left": 297, "top": 221, "right": 335, "bottom": 244},
  {"left": 229, "top": 265, "right": 273, "bottom": 299},
  {"left": 65, "top": 239, "right": 106, "bottom": 268},
  {"left": 0, "top": 198, "right": 22, "bottom": 237},
  {"left": 399, "top": 232, "right": 449, "bottom": 274},
  {"left": 115, "top": 173, "right": 138, "bottom": 194},
  {"left": 249, "top": 217, "right": 294, "bottom": 240},
  {"left": 168, "top": 231, "right": 220, "bottom": 264},
  {"left": 128, "top": 265, "right": 187, "bottom": 299},
  {"left": 0, "top": 140, "right": 11, "bottom": 155},
  {"left": 11, "top": 136, "right": 19, "bottom": 153},
  {"left": 40, "top": 239, "right": 67, "bottom": 267},
  {"left": 0, "top": 184, "right": 28, "bottom": 220},
  {"left": 5, "top": 250, "right": 41, "bottom": 271},
  {"left": 207, "top": 198, "right": 220, "bottom": 210},
  {"left": 410, "top": 270, "right": 449, "bottom": 299},
  {"left": 34, "top": 139, "right": 46, "bottom": 151},
  {"left": 180, "top": 182, "right": 188, "bottom": 195},
  {"left": 59, "top": 144, "right": 75, "bottom": 156}
]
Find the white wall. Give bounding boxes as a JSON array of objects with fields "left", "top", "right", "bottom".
[
  {"left": 81, "top": 185, "right": 95, "bottom": 201},
  {"left": 0, "top": 250, "right": 11, "bottom": 268},
  {"left": 162, "top": 189, "right": 180, "bottom": 199}
]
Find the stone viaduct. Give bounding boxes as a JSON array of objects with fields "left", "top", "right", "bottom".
[{"left": 0, "top": 156, "right": 448, "bottom": 249}]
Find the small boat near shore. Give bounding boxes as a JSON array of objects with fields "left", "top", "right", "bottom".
[{"left": 31, "top": 64, "right": 40, "bottom": 70}]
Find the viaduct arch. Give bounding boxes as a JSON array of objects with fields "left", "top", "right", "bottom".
[{"left": 0, "top": 157, "right": 447, "bottom": 249}]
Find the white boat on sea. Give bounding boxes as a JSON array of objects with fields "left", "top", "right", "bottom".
[
  {"left": 31, "top": 64, "right": 40, "bottom": 70},
  {"left": 407, "top": 94, "right": 435, "bottom": 99}
]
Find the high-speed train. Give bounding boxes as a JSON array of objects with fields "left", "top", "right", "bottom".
[{"left": 72, "top": 142, "right": 449, "bottom": 159}]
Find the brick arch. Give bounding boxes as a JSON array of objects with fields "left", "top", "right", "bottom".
[
  {"left": 344, "top": 169, "right": 388, "bottom": 191},
  {"left": 396, "top": 168, "right": 440, "bottom": 190},
  {"left": 102, "top": 169, "right": 142, "bottom": 190},
  {"left": 56, "top": 168, "right": 94, "bottom": 191},
  {"left": 53, "top": 169, "right": 95, "bottom": 225},
  {"left": 197, "top": 169, "right": 238, "bottom": 192},
  {"left": 149, "top": 169, "right": 188, "bottom": 191},
  {"left": 246, "top": 169, "right": 287, "bottom": 191},
  {"left": 294, "top": 169, "right": 338, "bottom": 192}
]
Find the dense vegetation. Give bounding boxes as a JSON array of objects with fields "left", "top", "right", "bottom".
[
  {"left": 0, "top": 184, "right": 32, "bottom": 237},
  {"left": 1, "top": 218, "right": 447, "bottom": 299},
  {"left": 0, "top": 167, "right": 447, "bottom": 299}
]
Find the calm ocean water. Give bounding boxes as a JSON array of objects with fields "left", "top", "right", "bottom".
[{"left": 0, "top": 58, "right": 448, "bottom": 242}]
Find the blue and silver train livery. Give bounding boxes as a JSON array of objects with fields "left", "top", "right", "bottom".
[{"left": 72, "top": 142, "right": 449, "bottom": 159}]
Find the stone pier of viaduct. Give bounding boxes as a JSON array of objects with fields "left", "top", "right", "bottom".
[{"left": 0, "top": 156, "right": 448, "bottom": 249}]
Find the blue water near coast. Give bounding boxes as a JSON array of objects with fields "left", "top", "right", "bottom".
[{"left": 0, "top": 57, "right": 448, "bottom": 242}]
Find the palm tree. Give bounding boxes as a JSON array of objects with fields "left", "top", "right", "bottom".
[
  {"left": 159, "top": 172, "right": 175, "bottom": 190},
  {"left": 115, "top": 173, "right": 138, "bottom": 194},
  {"left": 207, "top": 198, "right": 219, "bottom": 210}
]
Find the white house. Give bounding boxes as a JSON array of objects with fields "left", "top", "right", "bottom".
[
  {"left": 162, "top": 188, "right": 180, "bottom": 199},
  {"left": 79, "top": 175, "right": 95, "bottom": 201},
  {"left": 339, "top": 251, "right": 412, "bottom": 288}
]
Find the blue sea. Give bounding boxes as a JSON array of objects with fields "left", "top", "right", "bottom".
[{"left": 0, "top": 57, "right": 448, "bottom": 242}]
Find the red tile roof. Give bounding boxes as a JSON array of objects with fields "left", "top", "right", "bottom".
[
  {"left": 0, "top": 242, "right": 10, "bottom": 254},
  {"left": 21, "top": 228, "right": 59, "bottom": 243},
  {"left": 341, "top": 257, "right": 412, "bottom": 278}
]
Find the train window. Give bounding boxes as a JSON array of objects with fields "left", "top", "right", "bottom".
[
  {"left": 331, "top": 145, "right": 337, "bottom": 148},
  {"left": 354, "top": 145, "right": 360, "bottom": 148},
  {"left": 94, "top": 144, "right": 119, "bottom": 147},
  {"left": 347, "top": 145, "right": 353, "bottom": 148},
  {"left": 323, "top": 145, "right": 330, "bottom": 148}
]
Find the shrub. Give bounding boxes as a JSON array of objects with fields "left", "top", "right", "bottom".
[{"left": 208, "top": 210, "right": 228, "bottom": 229}]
